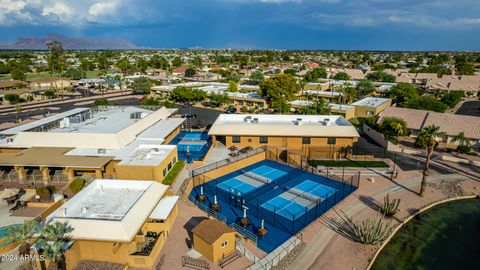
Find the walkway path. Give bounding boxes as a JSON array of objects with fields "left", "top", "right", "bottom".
[{"left": 287, "top": 172, "right": 468, "bottom": 270}]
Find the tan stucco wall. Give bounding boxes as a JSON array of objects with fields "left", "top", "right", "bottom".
[
  {"left": 222, "top": 135, "right": 357, "bottom": 151},
  {"left": 115, "top": 149, "right": 178, "bottom": 182},
  {"left": 193, "top": 232, "right": 236, "bottom": 262},
  {"left": 354, "top": 100, "right": 392, "bottom": 118}
]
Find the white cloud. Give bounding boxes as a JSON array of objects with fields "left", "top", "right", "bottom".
[
  {"left": 88, "top": 0, "right": 121, "bottom": 18},
  {"left": 0, "top": 0, "right": 32, "bottom": 25},
  {"left": 41, "top": 2, "right": 76, "bottom": 23}
]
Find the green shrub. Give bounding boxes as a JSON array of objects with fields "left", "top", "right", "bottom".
[
  {"left": 69, "top": 178, "right": 86, "bottom": 194},
  {"left": 36, "top": 185, "right": 56, "bottom": 201},
  {"left": 349, "top": 118, "right": 360, "bottom": 126},
  {"left": 240, "top": 106, "right": 248, "bottom": 113},
  {"left": 338, "top": 212, "right": 395, "bottom": 245},
  {"left": 380, "top": 194, "right": 400, "bottom": 217},
  {"left": 457, "top": 145, "right": 471, "bottom": 154},
  {"left": 94, "top": 98, "right": 111, "bottom": 106}
]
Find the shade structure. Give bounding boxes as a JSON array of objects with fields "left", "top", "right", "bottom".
[{"left": 0, "top": 188, "right": 19, "bottom": 199}]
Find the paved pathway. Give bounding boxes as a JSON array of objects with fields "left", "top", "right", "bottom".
[{"left": 287, "top": 173, "right": 466, "bottom": 270}]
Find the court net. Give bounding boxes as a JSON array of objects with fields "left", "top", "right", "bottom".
[
  {"left": 283, "top": 186, "right": 320, "bottom": 204},
  {"left": 240, "top": 170, "right": 271, "bottom": 185}
]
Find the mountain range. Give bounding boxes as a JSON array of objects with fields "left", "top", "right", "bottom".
[{"left": 0, "top": 34, "right": 140, "bottom": 50}]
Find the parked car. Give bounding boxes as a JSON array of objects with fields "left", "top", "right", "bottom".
[
  {"left": 225, "top": 107, "right": 237, "bottom": 114},
  {"left": 182, "top": 113, "right": 197, "bottom": 119}
]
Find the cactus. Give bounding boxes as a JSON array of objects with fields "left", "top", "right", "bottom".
[
  {"left": 380, "top": 194, "right": 400, "bottom": 217},
  {"left": 338, "top": 212, "right": 394, "bottom": 245}
]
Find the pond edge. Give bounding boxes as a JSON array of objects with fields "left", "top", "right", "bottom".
[{"left": 366, "top": 194, "right": 479, "bottom": 270}]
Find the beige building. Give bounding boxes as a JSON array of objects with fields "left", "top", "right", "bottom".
[
  {"left": 351, "top": 97, "right": 391, "bottom": 118},
  {"left": 191, "top": 219, "right": 236, "bottom": 263},
  {"left": 30, "top": 77, "right": 74, "bottom": 90},
  {"left": 208, "top": 114, "right": 359, "bottom": 157},
  {"left": 37, "top": 180, "right": 179, "bottom": 269},
  {"left": 0, "top": 106, "right": 184, "bottom": 183},
  {"left": 379, "top": 106, "right": 480, "bottom": 149}
]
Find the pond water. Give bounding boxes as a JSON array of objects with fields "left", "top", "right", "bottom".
[{"left": 371, "top": 198, "right": 480, "bottom": 270}]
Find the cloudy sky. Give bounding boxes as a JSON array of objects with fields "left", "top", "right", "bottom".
[{"left": 0, "top": 0, "right": 479, "bottom": 50}]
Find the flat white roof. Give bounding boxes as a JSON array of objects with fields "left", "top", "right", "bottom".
[
  {"left": 47, "top": 180, "right": 168, "bottom": 242},
  {"left": 1, "top": 108, "right": 90, "bottom": 135},
  {"left": 149, "top": 196, "right": 179, "bottom": 220},
  {"left": 208, "top": 114, "right": 359, "bottom": 137},
  {"left": 289, "top": 100, "right": 314, "bottom": 107},
  {"left": 51, "top": 107, "right": 152, "bottom": 134},
  {"left": 304, "top": 90, "right": 341, "bottom": 96},
  {"left": 351, "top": 97, "right": 391, "bottom": 107},
  {"left": 137, "top": 118, "right": 185, "bottom": 140},
  {"left": 329, "top": 103, "right": 354, "bottom": 110}
]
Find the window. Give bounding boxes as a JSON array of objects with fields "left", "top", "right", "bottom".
[
  {"left": 163, "top": 168, "right": 167, "bottom": 177},
  {"left": 366, "top": 111, "right": 374, "bottom": 116},
  {"left": 302, "top": 137, "right": 311, "bottom": 145},
  {"left": 167, "top": 162, "right": 172, "bottom": 170},
  {"left": 259, "top": 136, "right": 268, "bottom": 143},
  {"left": 221, "top": 240, "right": 228, "bottom": 248},
  {"left": 327, "top": 137, "right": 336, "bottom": 145},
  {"left": 173, "top": 157, "right": 177, "bottom": 164},
  {"left": 232, "top": 136, "right": 241, "bottom": 143}
]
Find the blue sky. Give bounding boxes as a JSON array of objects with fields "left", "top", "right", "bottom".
[{"left": 1, "top": 0, "right": 479, "bottom": 50}]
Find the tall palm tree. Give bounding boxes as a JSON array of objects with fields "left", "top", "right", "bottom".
[
  {"left": 1, "top": 220, "right": 38, "bottom": 256},
  {"left": 417, "top": 125, "right": 444, "bottom": 197},
  {"left": 37, "top": 222, "right": 73, "bottom": 270}
]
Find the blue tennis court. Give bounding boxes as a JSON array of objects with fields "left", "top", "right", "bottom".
[
  {"left": 261, "top": 180, "right": 338, "bottom": 220},
  {"left": 189, "top": 159, "right": 359, "bottom": 253},
  {"left": 216, "top": 164, "right": 289, "bottom": 195},
  {"left": 217, "top": 178, "right": 257, "bottom": 194},
  {"left": 292, "top": 180, "right": 336, "bottom": 198}
]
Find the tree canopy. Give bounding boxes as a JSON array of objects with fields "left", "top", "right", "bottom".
[
  {"left": 384, "top": 83, "right": 418, "bottom": 106},
  {"left": 303, "top": 67, "right": 327, "bottom": 82},
  {"left": 404, "top": 96, "right": 448, "bottom": 113},
  {"left": 171, "top": 86, "right": 207, "bottom": 102},
  {"left": 298, "top": 99, "right": 331, "bottom": 115},
  {"left": 366, "top": 71, "right": 396, "bottom": 82},
  {"left": 333, "top": 72, "right": 351, "bottom": 80},
  {"left": 130, "top": 77, "right": 153, "bottom": 94}
]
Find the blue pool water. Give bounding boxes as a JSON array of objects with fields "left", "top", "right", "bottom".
[
  {"left": 169, "top": 131, "right": 212, "bottom": 163},
  {"left": 0, "top": 224, "right": 21, "bottom": 238}
]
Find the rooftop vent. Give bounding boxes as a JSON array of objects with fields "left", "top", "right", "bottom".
[
  {"left": 130, "top": 112, "right": 143, "bottom": 119},
  {"left": 295, "top": 118, "right": 303, "bottom": 125},
  {"left": 252, "top": 118, "right": 259, "bottom": 124},
  {"left": 244, "top": 116, "right": 253, "bottom": 123},
  {"left": 62, "top": 208, "right": 67, "bottom": 217},
  {"left": 81, "top": 207, "right": 88, "bottom": 214},
  {"left": 98, "top": 149, "right": 107, "bottom": 154}
]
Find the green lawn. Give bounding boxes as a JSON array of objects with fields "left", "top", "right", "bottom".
[
  {"left": 308, "top": 159, "right": 389, "bottom": 168},
  {"left": 162, "top": 160, "right": 185, "bottom": 185}
]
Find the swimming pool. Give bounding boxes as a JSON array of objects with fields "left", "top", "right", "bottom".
[
  {"left": 169, "top": 131, "right": 212, "bottom": 163},
  {"left": 0, "top": 224, "right": 21, "bottom": 238}
]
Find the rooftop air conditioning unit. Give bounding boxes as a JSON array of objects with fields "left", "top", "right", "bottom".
[
  {"left": 130, "top": 112, "right": 142, "bottom": 119},
  {"left": 244, "top": 116, "right": 252, "bottom": 123},
  {"left": 60, "top": 118, "right": 70, "bottom": 128},
  {"left": 252, "top": 118, "right": 259, "bottom": 123},
  {"left": 98, "top": 149, "right": 107, "bottom": 154},
  {"left": 295, "top": 118, "right": 302, "bottom": 125}
]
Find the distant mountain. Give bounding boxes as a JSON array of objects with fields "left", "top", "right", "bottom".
[{"left": 0, "top": 34, "right": 140, "bottom": 50}]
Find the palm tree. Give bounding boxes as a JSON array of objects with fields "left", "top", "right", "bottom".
[
  {"left": 451, "top": 131, "right": 470, "bottom": 155},
  {"left": 37, "top": 222, "right": 73, "bottom": 270},
  {"left": 417, "top": 125, "right": 444, "bottom": 197},
  {"left": 0, "top": 220, "right": 38, "bottom": 256}
]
